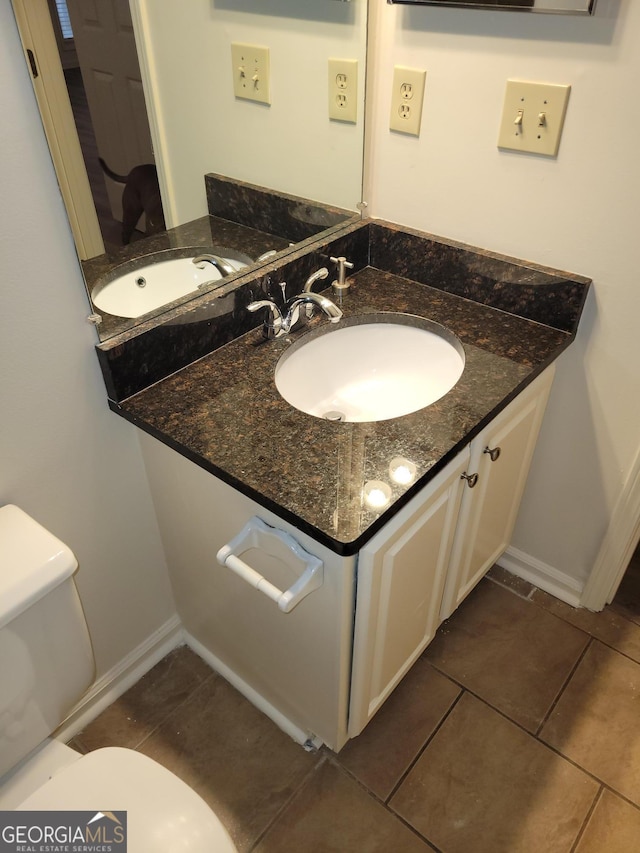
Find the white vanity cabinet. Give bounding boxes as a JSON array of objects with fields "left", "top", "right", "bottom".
[
  {"left": 348, "top": 366, "right": 554, "bottom": 736},
  {"left": 138, "top": 431, "right": 357, "bottom": 752},
  {"left": 440, "top": 366, "right": 554, "bottom": 619},
  {"left": 348, "top": 450, "right": 470, "bottom": 737},
  {"left": 137, "top": 367, "right": 554, "bottom": 752}
]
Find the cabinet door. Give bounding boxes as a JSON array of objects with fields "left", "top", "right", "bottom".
[
  {"left": 440, "top": 367, "right": 554, "bottom": 619},
  {"left": 348, "top": 450, "right": 469, "bottom": 737}
]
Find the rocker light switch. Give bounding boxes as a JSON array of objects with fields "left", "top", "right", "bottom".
[{"left": 498, "top": 80, "right": 570, "bottom": 157}]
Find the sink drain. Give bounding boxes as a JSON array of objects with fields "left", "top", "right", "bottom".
[{"left": 323, "top": 410, "right": 345, "bottom": 422}]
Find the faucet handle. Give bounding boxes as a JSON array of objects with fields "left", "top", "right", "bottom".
[
  {"left": 303, "top": 267, "right": 329, "bottom": 292},
  {"left": 256, "top": 249, "right": 278, "bottom": 262},
  {"left": 330, "top": 256, "right": 354, "bottom": 296},
  {"left": 247, "top": 299, "right": 284, "bottom": 340},
  {"left": 302, "top": 267, "right": 330, "bottom": 320}
]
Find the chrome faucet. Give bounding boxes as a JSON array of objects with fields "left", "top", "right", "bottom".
[
  {"left": 247, "top": 287, "right": 342, "bottom": 340},
  {"left": 285, "top": 291, "right": 342, "bottom": 325},
  {"left": 192, "top": 253, "right": 236, "bottom": 276}
]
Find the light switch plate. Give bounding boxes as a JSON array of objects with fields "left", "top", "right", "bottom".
[
  {"left": 389, "top": 66, "right": 426, "bottom": 137},
  {"left": 231, "top": 42, "right": 270, "bottom": 105},
  {"left": 328, "top": 58, "right": 358, "bottom": 123},
  {"left": 498, "top": 80, "right": 570, "bottom": 157}
]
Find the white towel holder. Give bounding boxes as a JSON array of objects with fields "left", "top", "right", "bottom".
[{"left": 216, "top": 517, "right": 324, "bottom": 613}]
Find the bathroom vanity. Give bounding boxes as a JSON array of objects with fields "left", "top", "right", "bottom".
[
  {"left": 99, "top": 219, "right": 590, "bottom": 751},
  {"left": 137, "top": 364, "right": 552, "bottom": 750}
]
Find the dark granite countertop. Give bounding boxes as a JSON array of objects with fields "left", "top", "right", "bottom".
[{"left": 112, "top": 265, "right": 573, "bottom": 555}]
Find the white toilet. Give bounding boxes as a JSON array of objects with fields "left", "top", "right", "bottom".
[{"left": 0, "top": 504, "right": 237, "bottom": 852}]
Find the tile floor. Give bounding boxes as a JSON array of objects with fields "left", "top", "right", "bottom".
[{"left": 72, "top": 557, "right": 640, "bottom": 852}]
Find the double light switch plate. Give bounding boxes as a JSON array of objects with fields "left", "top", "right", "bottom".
[
  {"left": 498, "top": 80, "right": 571, "bottom": 157},
  {"left": 231, "top": 42, "right": 271, "bottom": 105}
]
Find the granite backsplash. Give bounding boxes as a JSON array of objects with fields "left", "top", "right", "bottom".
[
  {"left": 205, "top": 173, "right": 359, "bottom": 243},
  {"left": 368, "top": 221, "right": 589, "bottom": 335},
  {"left": 96, "top": 219, "right": 590, "bottom": 405}
]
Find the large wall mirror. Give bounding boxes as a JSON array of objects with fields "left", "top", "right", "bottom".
[
  {"left": 12, "top": 0, "right": 367, "bottom": 340},
  {"left": 387, "top": 0, "right": 596, "bottom": 13}
]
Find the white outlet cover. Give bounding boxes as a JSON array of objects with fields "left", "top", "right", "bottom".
[
  {"left": 328, "top": 58, "right": 358, "bottom": 123},
  {"left": 389, "top": 66, "right": 426, "bottom": 137},
  {"left": 231, "top": 42, "right": 270, "bottom": 105},
  {"left": 498, "top": 80, "right": 570, "bottom": 157}
]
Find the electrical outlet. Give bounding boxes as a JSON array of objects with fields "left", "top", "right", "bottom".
[
  {"left": 231, "top": 42, "right": 271, "bottom": 105},
  {"left": 498, "top": 80, "right": 571, "bottom": 157},
  {"left": 328, "top": 58, "right": 358, "bottom": 123},
  {"left": 389, "top": 66, "right": 426, "bottom": 136}
]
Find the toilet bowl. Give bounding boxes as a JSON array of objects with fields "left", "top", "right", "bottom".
[{"left": 0, "top": 504, "right": 237, "bottom": 853}]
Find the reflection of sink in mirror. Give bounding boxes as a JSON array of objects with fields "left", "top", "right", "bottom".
[
  {"left": 91, "top": 252, "right": 250, "bottom": 319},
  {"left": 275, "top": 313, "right": 465, "bottom": 423}
]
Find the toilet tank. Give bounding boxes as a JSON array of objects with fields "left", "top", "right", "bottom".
[{"left": 0, "top": 505, "right": 95, "bottom": 778}]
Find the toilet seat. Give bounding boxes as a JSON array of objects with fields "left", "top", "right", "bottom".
[{"left": 17, "top": 746, "right": 237, "bottom": 853}]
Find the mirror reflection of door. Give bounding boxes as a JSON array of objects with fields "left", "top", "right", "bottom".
[{"left": 50, "top": 0, "right": 162, "bottom": 253}]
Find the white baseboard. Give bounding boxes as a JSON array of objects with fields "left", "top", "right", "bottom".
[
  {"left": 497, "top": 546, "right": 584, "bottom": 607},
  {"left": 55, "top": 615, "right": 184, "bottom": 743}
]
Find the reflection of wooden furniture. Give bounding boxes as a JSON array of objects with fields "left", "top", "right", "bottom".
[
  {"left": 65, "top": 0, "right": 155, "bottom": 227},
  {"left": 12, "top": 0, "right": 104, "bottom": 259}
]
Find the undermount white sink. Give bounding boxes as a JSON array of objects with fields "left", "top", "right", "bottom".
[
  {"left": 91, "top": 252, "right": 251, "bottom": 319},
  {"left": 275, "top": 314, "right": 465, "bottom": 423}
]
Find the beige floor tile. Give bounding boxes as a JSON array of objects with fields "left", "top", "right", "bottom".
[
  {"left": 254, "top": 759, "right": 435, "bottom": 852},
  {"left": 75, "top": 645, "right": 215, "bottom": 751},
  {"left": 390, "top": 693, "right": 598, "bottom": 853},
  {"left": 532, "top": 588, "right": 640, "bottom": 664},
  {"left": 424, "top": 580, "right": 589, "bottom": 732},
  {"left": 336, "top": 658, "right": 460, "bottom": 801},
  {"left": 540, "top": 640, "right": 640, "bottom": 807},
  {"left": 575, "top": 789, "right": 640, "bottom": 853},
  {"left": 138, "top": 675, "right": 320, "bottom": 852}
]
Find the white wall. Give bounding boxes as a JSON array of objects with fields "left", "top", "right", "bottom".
[
  {"left": 136, "top": 0, "right": 367, "bottom": 225},
  {"left": 1, "top": 5, "right": 176, "bottom": 677},
  {"left": 367, "top": 0, "right": 638, "bottom": 585}
]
